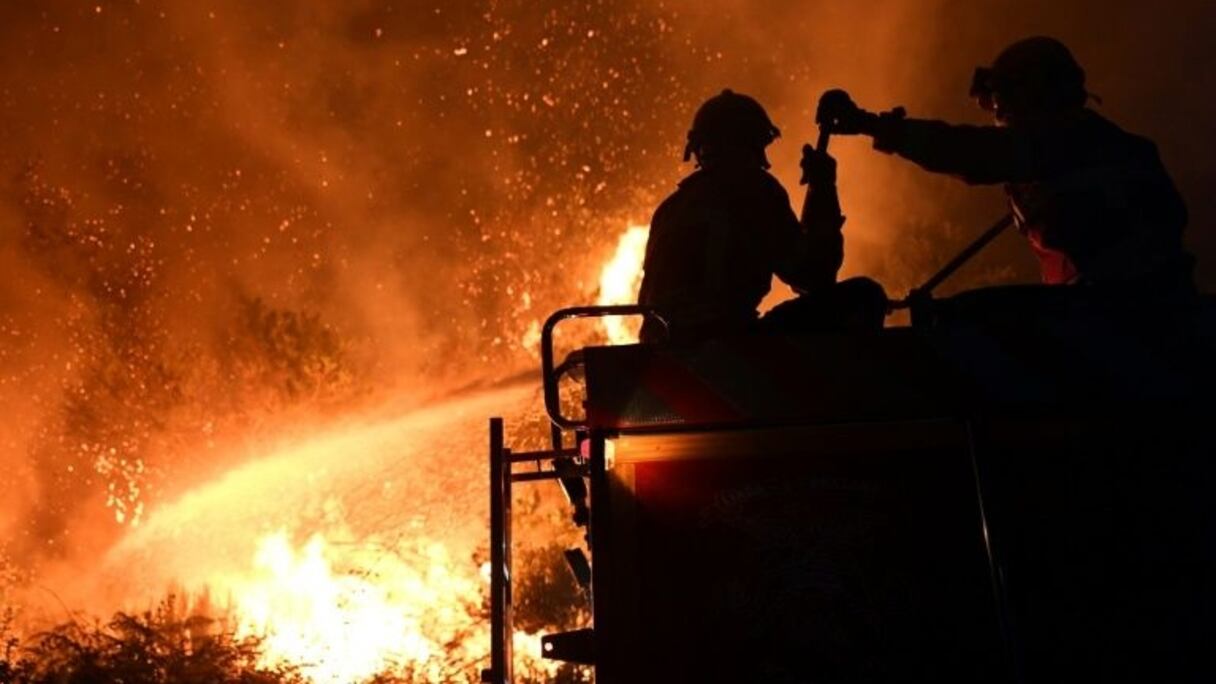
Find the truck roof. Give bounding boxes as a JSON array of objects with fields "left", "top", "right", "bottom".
[{"left": 583, "top": 285, "right": 1216, "bottom": 432}]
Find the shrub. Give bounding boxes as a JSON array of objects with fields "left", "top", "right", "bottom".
[{"left": 2, "top": 597, "right": 305, "bottom": 684}]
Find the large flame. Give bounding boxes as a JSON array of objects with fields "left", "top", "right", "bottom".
[
  {"left": 81, "top": 382, "right": 562, "bottom": 683},
  {"left": 216, "top": 529, "right": 554, "bottom": 683},
  {"left": 597, "top": 225, "right": 650, "bottom": 344},
  {"left": 227, "top": 531, "right": 477, "bottom": 682}
]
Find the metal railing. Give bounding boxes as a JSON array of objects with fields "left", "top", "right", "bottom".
[{"left": 540, "top": 305, "right": 668, "bottom": 432}]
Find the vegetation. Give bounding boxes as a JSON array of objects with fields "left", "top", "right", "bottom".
[
  {"left": 0, "top": 599, "right": 305, "bottom": 684},
  {"left": 0, "top": 575, "right": 590, "bottom": 684},
  {"left": 231, "top": 296, "right": 357, "bottom": 406}
]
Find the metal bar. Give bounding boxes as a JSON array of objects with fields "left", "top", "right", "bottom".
[
  {"left": 507, "top": 448, "right": 579, "bottom": 462},
  {"left": 964, "top": 420, "right": 1022, "bottom": 683},
  {"left": 588, "top": 430, "right": 609, "bottom": 678},
  {"left": 501, "top": 442, "right": 514, "bottom": 684},
  {"left": 511, "top": 465, "right": 590, "bottom": 483},
  {"left": 916, "top": 213, "right": 1014, "bottom": 297},
  {"left": 486, "top": 418, "right": 513, "bottom": 684},
  {"left": 510, "top": 471, "right": 565, "bottom": 483},
  {"left": 817, "top": 121, "right": 832, "bottom": 154}
]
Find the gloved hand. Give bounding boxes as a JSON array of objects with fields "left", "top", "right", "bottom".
[
  {"left": 799, "top": 142, "right": 836, "bottom": 186},
  {"left": 816, "top": 89, "right": 878, "bottom": 135}
]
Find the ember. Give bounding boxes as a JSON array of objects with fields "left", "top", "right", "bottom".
[{"left": 1, "top": 1, "right": 1210, "bottom": 682}]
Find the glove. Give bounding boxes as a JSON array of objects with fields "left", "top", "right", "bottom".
[
  {"left": 799, "top": 143, "right": 836, "bottom": 186},
  {"left": 816, "top": 89, "right": 878, "bottom": 136}
]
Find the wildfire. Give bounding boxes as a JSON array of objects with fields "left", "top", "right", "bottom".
[
  {"left": 597, "top": 224, "right": 650, "bottom": 344},
  {"left": 227, "top": 531, "right": 465, "bottom": 682},
  {"left": 29, "top": 230, "right": 648, "bottom": 683},
  {"left": 217, "top": 529, "right": 553, "bottom": 683},
  {"left": 83, "top": 383, "right": 562, "bottom": 684}
]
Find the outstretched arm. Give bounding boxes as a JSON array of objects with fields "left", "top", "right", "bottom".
[
  {"left": 871, "top": 116, "right": 1035, "bottom": 185},
  {"left": 817, "top": 89, "right": 1037, "bottom": 185}
]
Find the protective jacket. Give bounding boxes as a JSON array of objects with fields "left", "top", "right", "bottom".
[
  {"left": 873, "top": 109, "right": 1192, "bottom": 287},
  {"left": 638, "top": 166, "right": 842, "bottom": 342}
]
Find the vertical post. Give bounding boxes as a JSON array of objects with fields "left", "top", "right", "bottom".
[
  {"left": 588, "top": 430, "right": 610, "bottom": 681},
  {"left": 487, "top": 418, "right": 513, "bottom": 684},
  {"left": 964, "top": 420, "right": 1021, "bottom": 683}
]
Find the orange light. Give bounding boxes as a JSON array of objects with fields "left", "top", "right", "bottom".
[
  {"left": 85, "top": 385, "right": 562, "bottom": 683},
  {"left": 597, "top": 224, "right": 650, "bottom": 344}
]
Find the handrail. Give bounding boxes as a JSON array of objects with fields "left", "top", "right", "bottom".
[{"left": 541, "top": 305, "right": 668, "bottom": 430}]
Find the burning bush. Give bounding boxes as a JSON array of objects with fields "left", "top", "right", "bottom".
[
  {"left": 0, "top": 597, "right": 304, "bottom": 684},
  {"left": 229, "top": 297, "right": 358, "bottom": 408},
  {"left": 0, "top": 575, "right": 585, "bottom": 684}
]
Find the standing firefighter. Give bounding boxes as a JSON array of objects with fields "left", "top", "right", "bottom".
[
  {"left": 638, "top": 89, "right": 886, "bottom": 343},
  {"left": 820, "top": 36, "right": 1193, "bottom": 292}
]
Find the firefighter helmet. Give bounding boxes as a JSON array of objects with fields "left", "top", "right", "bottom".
[
  {"left": 683, "top": 89, "right": 781, "bottom": 167},
  {"left": 970, "top": 36, "right": 1087, "bottom": 115}
]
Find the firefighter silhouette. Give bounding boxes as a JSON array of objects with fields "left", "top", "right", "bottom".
[
  {"left": 819, "top": 36, "right": 1194, "bottom": 292},
  {"left": 638, "top": 89, "right": 886, "bottom": 343}
]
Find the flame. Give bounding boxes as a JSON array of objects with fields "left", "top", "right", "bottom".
[
  {"left": 597, "top": 225, "right": 650, "bottom": 344},
  {"left": 213, "top": 529, "right": 554, "bottom": 683},
  {"left": 81, "top": 383, "right": 563, "bottom": 684},
  {"left": 227, "top": 531, "right": 460, "bottom": 682}
]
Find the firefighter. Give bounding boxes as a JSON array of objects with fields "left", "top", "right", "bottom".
[
  {"left": 638, "top": 89, "right": 886, "bottom": 343},
  {"left": 817, "top": 36, "right": 1194, "bottom": 293}
]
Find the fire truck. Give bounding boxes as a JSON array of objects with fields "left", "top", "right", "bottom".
[{"left": 483, "top": 285, "right": 1216, "bottom": 683}]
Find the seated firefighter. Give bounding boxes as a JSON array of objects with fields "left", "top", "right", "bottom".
[
  {"left": 637, "top": 89, "right": 886, "bottom": 344},
  {"left": 818, "top": 36, "right": 1194, "bottom": 295}
]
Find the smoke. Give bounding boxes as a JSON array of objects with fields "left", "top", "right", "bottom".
[
  {"left": 1, "top": 0, "right": 1214, "bottom": 589},
  {"left": 663, "top": 0, "right": 1216, "bottom": 296},
  {"left": 0, "top": 0, "right": 695, "bottom": 564}
]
